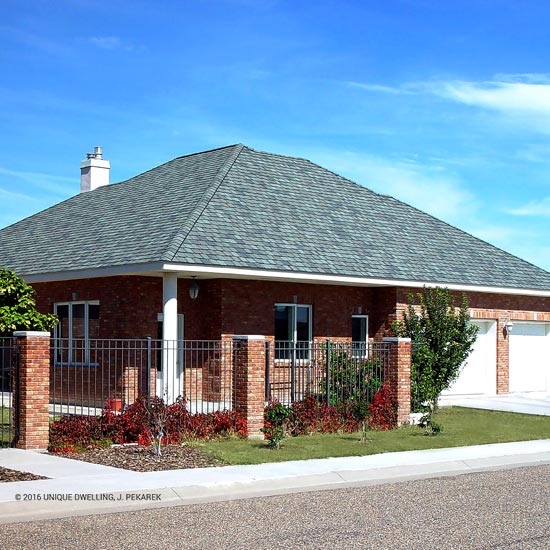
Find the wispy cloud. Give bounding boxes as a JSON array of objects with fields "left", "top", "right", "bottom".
[
  {"left": 508, "top": 197, "right": 550, "bottom": 217},
  {"left": 0, "top": 187, "right": 35, "bottom": 201},
  {"left": 346, "top": 81, "right": 414, "bottom": 95},
  {"left": 0, "top": 167, "right": 75, "bottom": 196},
  {"left": 0, "top": 25, "right": 74, "bottom": 57},
  {"left": 305, "top": 150, "right": 476, "bottom": 225},
  {"left": 493, "top": 73, "right": 550, "bottom": 84},
  {"left": 435, "top": 80, "right": 550, "bottom": 116},
  {"left": 89, "top": 35, "right": 142, "bottom": 52}
]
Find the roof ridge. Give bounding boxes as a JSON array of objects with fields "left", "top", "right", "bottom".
[{"left": 162, "top": 144, "right": 246, "bottom": 261}]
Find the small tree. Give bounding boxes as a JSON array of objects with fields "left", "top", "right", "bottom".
[
  {"left": 392, "top": 287, "right": 478, "bottom": 412},
  {"left": 0, "top": 268, "right": 58, "bottom": 336}
]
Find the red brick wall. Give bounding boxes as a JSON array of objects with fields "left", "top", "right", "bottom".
[
  {"left": 33, "top": 276, "right": 223, "bottom": 340},
  {"left": 33, "top": 277, "right": 379, "bottom": 340},
  {"left": 14, "top": 332, "right": 50, "bottom": 450},
  {"left": 31, "top": 276, "right": 550, "bottom": 399},
  {"left": 218, "top": 279, "right": 373, "bottom": 339},
  {"left": 232, "top": 336, "right": 265, "bottom": 438}
]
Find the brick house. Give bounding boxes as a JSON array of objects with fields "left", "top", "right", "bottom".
[{"left": 0, "top": 144, "right": 549, "bottom": 404}]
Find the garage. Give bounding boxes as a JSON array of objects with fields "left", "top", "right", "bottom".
[
  {"left": 442, "top": 320, "right": 497, "bottom": 397},
  {"left": 509, "top": 322, "right": 550, "bottom": 393}
]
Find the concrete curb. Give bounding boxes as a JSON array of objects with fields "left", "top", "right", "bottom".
[{"left": 0, "top": 440, "right": 549, "bottom": 524}]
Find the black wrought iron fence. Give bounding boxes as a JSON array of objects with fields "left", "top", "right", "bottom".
[
  {"left": 50, "top": 338, "right": 235, "bottom": 417},
  {"left": 266, "top": 340, "right": 391, "bottom": 406},
  {"left": 0, "top": 337, "right": 16, "bottom": 447}
]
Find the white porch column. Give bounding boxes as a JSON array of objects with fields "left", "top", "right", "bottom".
[{"left": 161, "top": 272, "right": 178, "bottom": 403}]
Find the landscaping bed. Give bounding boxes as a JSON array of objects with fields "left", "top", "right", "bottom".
[
  {"left": 2, "top": 407, "right": 548, "bottom": 483},
  {"left": 53, "top": 443, "right": 222, "bottom": 472},
  {"left": 0, "top": 467, "right": 47, "bottom": 483}
]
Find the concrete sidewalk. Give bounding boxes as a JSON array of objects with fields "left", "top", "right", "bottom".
[
  {"left": 440, "top": 392, "right": 550, "bottom": 416},
  {"left": 0, "top": 439, "right": 549, "bottom": 524}
]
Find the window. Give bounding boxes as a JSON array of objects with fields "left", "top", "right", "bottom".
[
  {"left": 352, "top": 315, "right": 369, "bottom": 358},
  {"left": 54, "top": 302, "right": 99, "bottom": 365},
  {"left": 274, "top": 304, "right": 312, "bottom": 359}
]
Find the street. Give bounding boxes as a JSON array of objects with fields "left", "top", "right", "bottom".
[{"left": 0, "top": 464, "right": 548, "bottom": 549}]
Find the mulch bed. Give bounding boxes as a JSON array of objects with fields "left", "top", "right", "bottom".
[
  {"left": 0, "top": 443, "right": 223, "bottom": 483},
  {"left": 52, "top": 443, "right": 223, "bottom": 472},
  {"left": 0, "top": 467, "right": 48, "bottom": 483}
]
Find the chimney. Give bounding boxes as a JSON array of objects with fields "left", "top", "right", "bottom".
[{"left": 80, "top": 146, "right": 110, "bottom": 192}]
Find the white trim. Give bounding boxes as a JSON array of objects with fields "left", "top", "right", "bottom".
[
  {"left": 53, "top": 301, "right": 100, "bottom": 365},
  {"left": 13, "top": 331, "right": 50, "bottom": 337},
  {"left": 233, "top": 335, "right": 266, "bottom": 340},
  {"left": 162, "top": 273, "right": 178, "bottom": 403},
  {"left": 382, "top": 337, "right": 412, "bottom": 343},
  {"left": 20, "top": 262, "right": 550, "bottom": 297},
  {"left": 275, "top": 303, "right": 312, "bottom": 344},
  {"left": 351, "top": 314, "right": 369, "bottom": 358}
]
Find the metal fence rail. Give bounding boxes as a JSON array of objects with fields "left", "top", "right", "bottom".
[
  {"left": 266, "top": 340, "right": 391, "bottom": 406},
  {"left": 50, "top": 338, "right": 235, "bottom": 417},
  {"left": 0, "top": 337, "right": 16, "bottom": 447}
]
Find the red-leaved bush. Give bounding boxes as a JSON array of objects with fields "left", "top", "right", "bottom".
[
  {"left": 49, "top": 396, "right": 248, "bottom": 452},
  {"left": 368, "top": 383, "right": 397, "bottom": 431},
  {"left": 265, "top": 388, "right": 397, "bottom": 440},
  {"left": 279, "top": 396, "right": 363, "bottom": 436}
]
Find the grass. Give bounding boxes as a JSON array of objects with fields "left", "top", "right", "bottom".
[
  {"left": 192, "top": 407, "right": 550, "bottom": 465},
  {"left": 0, "top": 406, "right": 14, "bottom": 446}
]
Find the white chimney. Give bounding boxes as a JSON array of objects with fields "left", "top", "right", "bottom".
[{"left": 80, "top": 146, "right": 110, "bottom": 192}]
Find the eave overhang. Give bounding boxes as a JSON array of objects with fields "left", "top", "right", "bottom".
[{"left": 20, "top": 262, "right": 550, "bottom": 298}]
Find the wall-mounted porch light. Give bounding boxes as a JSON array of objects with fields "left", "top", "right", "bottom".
[
  {"left": 189, "top": 276, "right": 200, "bottom": 302},
  {"left": 503, "top": 318, "right": 514, "bottom": 337}
]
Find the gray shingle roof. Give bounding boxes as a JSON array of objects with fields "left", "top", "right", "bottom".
[{"left": 1, "top": 144, "right": 550, "bottom": 291}]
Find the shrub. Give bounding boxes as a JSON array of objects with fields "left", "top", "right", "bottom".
[
  {"left": 322, "top": 348, "right": 383, "bottom": 407},
  {"left": 368, "top": 383, "right": 397, "bottom": 431},
  {"left": 0, "top": 268, "right": 58, "bottom": 336},
  {"left": 262, "top": 399, "right": 292, "bottom": 449},
  {"left": 264, "top": 395, "right": 364, "bottom": 445},
  {"left": 49, "top": 396, "right": 248, "bottom": 453},
  {"left": 392, "top": 286, "right": 478, "bottom": 412}
]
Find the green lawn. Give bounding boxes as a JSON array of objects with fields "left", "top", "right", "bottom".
[
  {"left": 0, "top": 406, "right": 14, "bottom": 446},
  {"left": 192, "top": 407, "right": 550, "bottom": 465}
]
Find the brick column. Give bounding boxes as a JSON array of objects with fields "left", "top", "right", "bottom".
[
  {"left": 383, "top": 337, "right": 411, "bottom": 427},
  {"left": 232, "top": 335, "right": 265, "bottom": 439},
  {"left": 496, "top": 318, "right": 510, "bottom": 394},
  {"left": 122, "top": 365, "right": 139, "bottom": 406},
  {"left": 13, "top": 331, "right": 51, "bottom": 450}
]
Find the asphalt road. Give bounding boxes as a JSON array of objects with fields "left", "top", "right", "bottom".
[{"left": 1, "top": 464, "right": 548, "bottom": 549}]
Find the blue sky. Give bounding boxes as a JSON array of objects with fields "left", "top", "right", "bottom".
[{"left": 1, "top": 0, "right": 549, "bottom": 271}]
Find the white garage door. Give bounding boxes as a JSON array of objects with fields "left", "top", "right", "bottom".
[
  {"left": 442, "top": 320, "right": 497, "bottom": 397},
  {"left": 509, "top": 322, "right": 550, "bottom": 393}
]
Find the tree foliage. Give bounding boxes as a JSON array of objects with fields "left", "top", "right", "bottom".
[
  {"left": 0, "top": 268, "right": 58, "bottom": 336},
  {"left": 392, "top": 287, "right": 478, "bottom": 412}
]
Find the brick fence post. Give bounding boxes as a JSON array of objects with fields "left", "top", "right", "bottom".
[
  {"left": 13, "top": 331, "right": 51, "bottom": 450},
  {"left": 122, "top": 365, "right": 139, "bottom": 407},
  {"left": 382, "top": 337, "right": 411, "bottom": 426},
  {"left": 232, "top": 335, "right": 265, "bottom": 439}
]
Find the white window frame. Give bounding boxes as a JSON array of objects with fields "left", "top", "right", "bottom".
[
  {"left": 352, "top": 314, "right": 369, "bottom": 358},
  {"left": 274, "top": 303, "right": 312, "bottom": 361},
  {"left": 53, "top": 301, "right": 100, "bottom": 366}
]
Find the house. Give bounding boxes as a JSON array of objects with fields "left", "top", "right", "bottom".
[{"left": 0, "top": 143, "right": 549, "bottom": 404}]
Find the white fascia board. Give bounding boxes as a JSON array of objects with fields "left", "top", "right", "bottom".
[
  {"left": 20, "top": 262, "right": 550, "bottom": 298},
  {"left": 161, "top": 263, "right": 550, "bottom": 298},
  {"left": 22, "top": 262, "right": 165, "bottom": 283}
]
